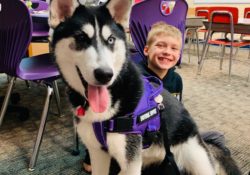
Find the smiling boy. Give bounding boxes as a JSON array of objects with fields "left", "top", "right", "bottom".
[{"left": 139, "top": 21, "right": 183, "bottom": 101}]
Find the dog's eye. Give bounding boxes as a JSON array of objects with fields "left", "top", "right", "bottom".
[
  {"left": 107, "top": 36, "right": 115, "bottom": 45},
  {"left": 72, "top": 31, "right": 91, "bottom": 50},
  {"left": 75, "top": 33, "right": 85, "bottom": 41},
  {"left": 74, "top": 31, "right": 87, "bottom": 41}
]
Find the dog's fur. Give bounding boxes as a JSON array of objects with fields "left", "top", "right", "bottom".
[{"left": 49, "top": 0, "right": 241, "bottom": 174}]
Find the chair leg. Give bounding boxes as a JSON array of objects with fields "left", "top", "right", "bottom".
[
  {"left": 195, "top": 30, "right": 200, "bottom": 64},
  {"left": 228, "top": 45, "right": 234, "bottom": 83},
  {"left": 206, "top": 44, "right": 211, "bottom": 59},
  {"left": 202, "top": 31, "right": 208, "bottom": 58},
  {"left": 52, "top": 81, "right": 63, "bottom": 117},
  {"left": 234, "top": 47, "right": 239, "bottom": 59},
  {"left": 28, "top": 85, "right": 53, "bottom": 171},
  {"left": 0, "top": 77, "right": 16, "bottom": 126},
  {"left": 197, "top": 39, "right": 210, "bottom": 75},
  {"left": 71, "top": 115, "right": 80, "bottom": 156},
  {"left": 185, "top": 28, "right": 192, "bottom": 63},
  {"left": 7, "top": 75, "right": 11, "bottom": 82},
  {"left": 192, "top": 32, "right": 196, "bottom": 52},
  {"left": 187, "top": 32, "right": 192, "bottom": 63},
  {"left": 219, "top": 45, "right": 226, "bottom": 70},
  {"left": 25, "top": 80, "right": 30, "bottom": 88}
]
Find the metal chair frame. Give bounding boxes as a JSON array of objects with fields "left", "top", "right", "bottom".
[
  {"left": 198, "top": 11, "right": 234, "bottom": 80},
  {"left": 244, "top": 10, "right": 250, "bottom": 80},
  {"left": 184, "top": 9, "right": 210, "bottom": 64},
  {"left": 0, "top": 0, "right": 62, "bottom": 171},
  {"left": 243, "top": 10, "right": 250, "bottom": 60},
  {"left": 198, "top": 10, "right": 250, "bottom": 82}
]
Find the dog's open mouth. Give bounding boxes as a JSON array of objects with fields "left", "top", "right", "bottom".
[{"left": 76, "top": 66, "right": 109, "bottom": 113}]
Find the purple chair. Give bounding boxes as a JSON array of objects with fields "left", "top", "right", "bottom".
[
  {"left": 31, "top": 0, "right": 48, "bottom": 11},
  {"left": 0, "top": 0, "right": 61, "bottom": 171},
  {"left": 30, "top": 0, "right": 50, "bottom": 40},
  {"left": 129, "top": 0, "right": 188, "bottom": 65},
  {"left": 31, "top": 14, "right": 50, "bottom": 40}
]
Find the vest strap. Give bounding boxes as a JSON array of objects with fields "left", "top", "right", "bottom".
[
  {"left": 105, "top": 116, "right": 134, "bottom": 132},
  {"left": 93, "top": 76, "right": 163, "bottom": 150}
]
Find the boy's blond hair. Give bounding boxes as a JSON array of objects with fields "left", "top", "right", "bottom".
[{"left": 146, "top": 21, "right": 182, "bottom": 47}]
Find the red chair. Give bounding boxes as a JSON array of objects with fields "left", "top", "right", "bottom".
[
  {"left": 195, "top": 7, "right": 210, "bottom": 18},
  {"left": 198, "top": 7, "right": 250, "bottom": 82},
  {"left": 243, "top": 8, "right": 250, "bottom": 81},
  {"left": 244, "top": 7, "right": 250, "bottom": 18},
  {"left": 243, "top": 7, "right": 250, "bottom": 59},
  {"left": 208, "top": 7, "right": 238, "bottom": 24},
  {"left": 195, "top": 7, "right": 210, "bottom": 33}
]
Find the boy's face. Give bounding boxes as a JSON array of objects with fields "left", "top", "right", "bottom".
[{"left": 144, "top": 34, "right": 181, "bottom": 71}]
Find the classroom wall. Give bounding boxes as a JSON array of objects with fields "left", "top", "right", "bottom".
[{"left": 186, "top": 0, "right": 249, "bottom": 17}]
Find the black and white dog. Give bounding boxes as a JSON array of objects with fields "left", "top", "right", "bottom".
[{"left": 49, "top": 0, "right": 241, "bottom": 174}]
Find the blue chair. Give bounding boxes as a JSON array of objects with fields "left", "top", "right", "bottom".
[
  {"left": 129, "top": 0, "right": 188, "bottom": 65},
  {"left": 0, "top": 0, "right": 61, "bottom": 171}
]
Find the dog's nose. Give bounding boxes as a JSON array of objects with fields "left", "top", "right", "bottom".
[{"left": 94, "top": 68, "right": 113, "bottom": 84}]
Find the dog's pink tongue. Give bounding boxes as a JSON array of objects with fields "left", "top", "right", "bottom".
[{"left": 88, "top": 85, "right": 109, "bottom": 113}]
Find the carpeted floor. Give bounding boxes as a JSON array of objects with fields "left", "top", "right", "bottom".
[{"left": 0, "top": 45, "right": 249, "bottom": 175}]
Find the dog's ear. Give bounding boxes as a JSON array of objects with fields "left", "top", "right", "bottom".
[
  {"left": 49, "top": 0, "right": 80, "bottom": 28},
  {"left": 106, "top": 0, "right": 131, "bottom": 28}
]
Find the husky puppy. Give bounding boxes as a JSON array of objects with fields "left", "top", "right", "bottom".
[{"left": 49, "top": 0, "right": 241, "bottom": 174}]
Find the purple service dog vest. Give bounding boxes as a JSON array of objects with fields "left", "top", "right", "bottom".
[{"left": 93, "top": 76, "right": 164, "bottom": 150}]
